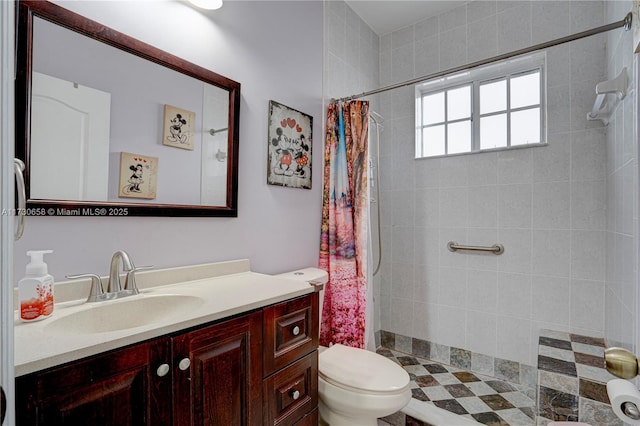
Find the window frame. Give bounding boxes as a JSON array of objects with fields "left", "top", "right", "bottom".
[{"left": 415, "top": 52, "right": 547, "bottom": 159}]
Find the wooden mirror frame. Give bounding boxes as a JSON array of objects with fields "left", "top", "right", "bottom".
[{"left": 15, "top": 0, "right": 240, "bottom": 217}]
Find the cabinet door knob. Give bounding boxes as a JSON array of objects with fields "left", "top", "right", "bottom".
[
  {"left": 292, "top": 325, "right": 300, "bottom": 336},
  {"left": 178, "top": 358, "right": 191, "bottom": 371},
  {"left": 291, "top": 390, "right": 300, "bottom": 400},
  {"left": 156, "top": 363, "right": 170, "bottom": 377}
]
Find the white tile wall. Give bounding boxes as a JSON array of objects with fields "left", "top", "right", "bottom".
[
  {"left": 325, "top": 0, "right": 635, "bottom": 367},
  {"left": 604, "top": 0, "right": 637, "bottom": 352},
  {"left": 374, "top": 0, "right": 611, "bottom": 367}
]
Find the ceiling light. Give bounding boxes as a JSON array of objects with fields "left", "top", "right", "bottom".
[{"left": 188, "top": 0, "right": 223, "bottom": 10}]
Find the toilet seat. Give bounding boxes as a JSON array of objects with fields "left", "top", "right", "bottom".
[{"left": 319, "top": 344, "right": 410, "bottom": 395}]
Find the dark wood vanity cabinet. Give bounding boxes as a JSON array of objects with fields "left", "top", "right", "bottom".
[
  {"left": 16, "top": 293, "right": 319, "bottom": 426},
  {"left": 15, "top": 338, "right": 171, "bottom": 425}
]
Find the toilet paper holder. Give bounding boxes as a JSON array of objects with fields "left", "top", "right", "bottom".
[
  {"left": 605, "top": 347, "right": 640, "bottom": 379},
  {"left": 623, "top": 401, "right": 640, "bottom": 420}
]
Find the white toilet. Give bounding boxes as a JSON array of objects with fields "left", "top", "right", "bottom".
[{"left": 277, "top": 268, "right": 411, "bottom": 426}]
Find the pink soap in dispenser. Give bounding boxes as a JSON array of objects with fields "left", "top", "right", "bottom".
[{"left": 18, "top": 250, "right": 54, "bottom": 322}]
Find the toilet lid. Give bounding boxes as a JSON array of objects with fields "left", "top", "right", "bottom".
[{"left": 319, "top": 344, "right": 409, "bottom": 393}]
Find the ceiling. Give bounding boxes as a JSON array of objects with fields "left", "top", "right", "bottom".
[{"left": 344, "top": 0, "right": 466, "bottom": 36}]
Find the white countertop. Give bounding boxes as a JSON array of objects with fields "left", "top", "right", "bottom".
[{"left": 14, "top": 259, "right": 315, "bottom": 376}]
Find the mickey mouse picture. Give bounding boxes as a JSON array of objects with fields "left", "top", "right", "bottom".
[
  {"left": 267, "top": 101, "right": 313, "bottom": 189},
  {"left": 162, "top": 104, "right": 196, "bottom": 151}
]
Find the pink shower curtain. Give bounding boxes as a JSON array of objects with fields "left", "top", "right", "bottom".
[{"left": 319, "top": 100, "right": 369, "bottom": 348}]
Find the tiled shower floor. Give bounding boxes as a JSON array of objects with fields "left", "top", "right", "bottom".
[{"left": 377, "top": 348, "right": 536, "bottom": 426}]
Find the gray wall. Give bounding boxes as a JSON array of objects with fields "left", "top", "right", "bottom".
[{"left": 15, "top": 0, "right": 324, "bottom": 280}]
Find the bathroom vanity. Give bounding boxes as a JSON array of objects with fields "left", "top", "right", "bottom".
[{"left": 14, "top": 260, "right": 319, "bottom": 425}]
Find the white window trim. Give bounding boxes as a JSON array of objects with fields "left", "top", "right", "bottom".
[{"left": 415, "top": 52, "right": 547, "bottom": 159}]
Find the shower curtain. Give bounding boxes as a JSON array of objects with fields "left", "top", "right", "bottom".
[{"left": 319, "top": 100, "right": 369, "bottom": 348}]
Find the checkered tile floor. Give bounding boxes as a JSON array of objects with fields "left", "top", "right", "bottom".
[{"left": 377, "top": 348, "right": 535, "bottom": 426}]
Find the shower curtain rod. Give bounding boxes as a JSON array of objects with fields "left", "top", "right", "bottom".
[{"left": 333, "top": 12, "right": 633, "bottom": 103}]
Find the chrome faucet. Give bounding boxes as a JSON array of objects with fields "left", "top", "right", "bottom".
[
  {"left": 108, "top": 250, "right": 135, "bottom": 294},
  {"left": 67, "top": 250, "right": 152, "bottom": 302}
]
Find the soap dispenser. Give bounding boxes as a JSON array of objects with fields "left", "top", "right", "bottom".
[{"left": 18, "top": 250, "right": 54, "bottom": 322}]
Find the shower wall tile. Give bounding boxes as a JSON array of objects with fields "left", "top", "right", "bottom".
[
  {"left": 467, "top": 15, "right": 497, "bottom": 63},
  {"left": 532, "top": 181, "right": 570, "bottom": 229},
  {"left": 468, "top": 186, "right": 498, "bottom": 229},
  {"left": 571, "top": 280, "right": 604, "bottom": 334},
  {"left": 438, "top": 305, "right": 467, "bottom": 349},
  {"left": 496, "top": 1, "right": 531, "bottom": 54},
  {"left": 391, "top": 43, "right": 414, "bottom": 84},
  {"left": 497, "top": 184, "right": 532, "bottom": 229},
  {"left": 531, "top": 0, "right": 570, "bottom": 43},
  {"left": 414, "top": 158, "right": 440, "bottom": 188},
  {"left": 391, "top": 190, "right": 414, "bottom": 226},
  {"left": 497, "top": 149, "right": 533, "bottom": 185},
  {"left": 466, "top": 151, "right": 498, "bottom": 186},
  {"left": 466, "top": 269, "right": 498, "bottom": 314},
  {"left": 439, "top": 155, "right": 469, "bottom": 187},
  {"left": 414, "top": 188, "right": 439, "bottom": 228},
  {"left": 531, "top": 229, "right": 571, "bottom": 278},
  {"left": 546, "top": 44, "right": 572, "bottom": 88},
  {"left": 413, "top": 263, "right": 438, "bottom": 304},
  {"left": 391, "top": 226, "right": 415, "bottom": 262},
  {"left": 414, "top": 15, "right": 438, "bottom": 40},
  {"left": 413, "top": 302, "right": 439, "bottom": 341},
  {"left": 466, "top": 1, "right": 497, "bottom": 24},
  {"left": 439, "top": 26, "right": 467, "bottom": 71},
  {"left": 391, "top": 25, "right": 414, "bottom": 49},
  {"left": 546, "top": 84, "right": 571, "bottom": 135},
  {"left": 391, "top": 261, "right": 414, "bottom": 299},
  {"left": 571, "top": 231, "right": 606, "bottom": 280},
  {"left": 497, "top": 228, "right": 532, "bottom": 274},
  {"left": 439, "top": 187, "right": 469, "bottom": 228},
  {"left": 466, "top": 311, "right": 497, "bottom": 357},
  {"left": 570, "top": 1, "right": 604, "bottom": 33},
  {"left": 571, "top": 128, "right": 607, "bottom": 180},
  {"left": 570, "top": 35, "right": 606, "bottom": 84},
  {"left": 497, "top": 317, "right": 533, "bottom": 365},
  {"left": 532, "top": 275, "right": 571, "bottom": 327},
  {"left": 439, "top": 267, "right": 467, "bottom": 307},
  {"left": 413, "top": 226, "right": 439, "bottom": 266},
  {"left": 497, "top": 272, "right": 532, "bottom": 320},
  {"left": 571, "top": 180, "right": 606, "bottom": 230},
  {"left": 414, "top": 35, "right": 439, "bottom": 78}
]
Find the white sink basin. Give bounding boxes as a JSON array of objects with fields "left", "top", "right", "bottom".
[{"left": 44, "top": 294, "right": 205, "bottom": 335}]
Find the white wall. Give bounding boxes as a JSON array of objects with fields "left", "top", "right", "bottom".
[
  {"left": 14, "top": 1, "right": 324, "bottom": 280},
  {"left": 604, "top": 0, "right": 638, "bottom": 352},
  {"left": 376, "top": 1, "right": 609, "bottom": 367}
]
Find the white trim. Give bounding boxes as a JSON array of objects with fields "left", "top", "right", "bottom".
[{"left": 0, "top": 0, "right": 16, "bottom": 423}]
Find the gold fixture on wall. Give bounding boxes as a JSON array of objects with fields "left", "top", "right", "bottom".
[{"left": 605, "top": 347, "right": 640, "bottom": 379}]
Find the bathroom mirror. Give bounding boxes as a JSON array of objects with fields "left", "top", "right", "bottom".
[{"left": 15, "top": 0, "right": 240, "bottom": 217}]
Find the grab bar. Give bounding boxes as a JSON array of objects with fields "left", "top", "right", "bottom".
[{"left": 447, "top": 241, "right": 504, "bottom": 255}]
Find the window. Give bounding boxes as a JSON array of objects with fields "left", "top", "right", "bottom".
[{"left": 415, "top": 53, "right": 545, "bottom": 158}]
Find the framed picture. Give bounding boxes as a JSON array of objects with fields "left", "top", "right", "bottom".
[
  {"left": 162, "top": 104, "right": 196, "bottom": 150},
  {"left": 118, "top": 152, "right": 158, "bottom": 199},
  {"left": 267, "top": 100, "right": 312, "bottom": 189}
]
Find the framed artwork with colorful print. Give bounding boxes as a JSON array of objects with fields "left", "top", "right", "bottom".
[{"left": 267, "top": 100, "right": 312, "bottom": 189}]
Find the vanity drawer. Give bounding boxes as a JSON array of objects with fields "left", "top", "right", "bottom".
[
  {"left": 263, "top": 351, "right": 318, "bottom": 426},
  {"left": 263, "top": 292, "right": 318, "bottom": 376}
]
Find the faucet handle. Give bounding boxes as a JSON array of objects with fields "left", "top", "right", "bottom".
[
  {"left": 66, "top": 273, "right": 105, "bottom": 303},
  {"left": 123, "top": 265, "right": 153, "bottom": 295}
]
